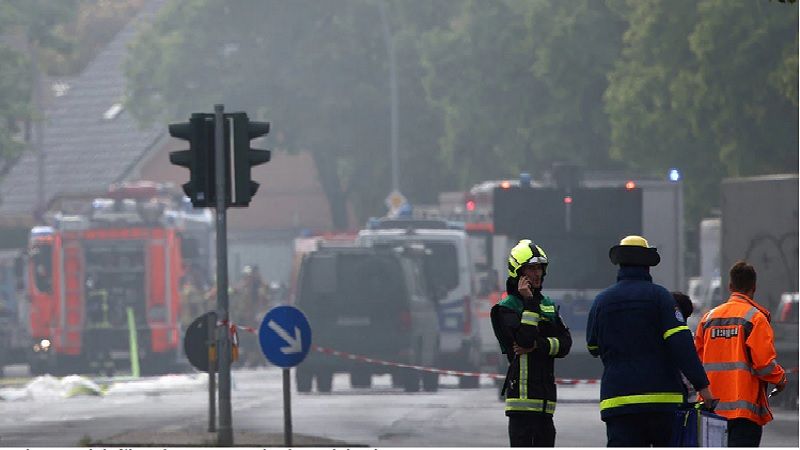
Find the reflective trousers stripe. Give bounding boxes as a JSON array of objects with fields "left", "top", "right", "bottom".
[
  {"left": 600, "top": 392, "right": 684, "bottom": 411},
  {"left": 520, "top": 354, "right": 528, "bottom": 399},
  {"left": 505, "top": 398, "right": 557, "bottom": 414},
  {"left": 587, "top": 345, "right": 599, "bottom": 351},
  {"left": 547, "top": 337, "right": 559, "bottom": 356},
  {"left": 521, "top": 311, "right": 540, "bottom": 326},
  {"left": 716, "top": 400, "right": 770, "bottom": 417},
  {"left": 663, "top": 325, "right": 689, "bottom": 340}
]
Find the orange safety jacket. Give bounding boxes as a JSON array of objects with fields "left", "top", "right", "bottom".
[{"left": 695, "top": 292, "right": 786, "bottom": 426}]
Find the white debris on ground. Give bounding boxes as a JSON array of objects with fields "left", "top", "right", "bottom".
[
  {"left": 103, "top": 374, "right": 206, "bottom": 396},
  {"left": 0, "top": 375, "right": 103, "bottom": 400},
  {"left": 0, "top": 373, "right": 207, "bottom": 401}
]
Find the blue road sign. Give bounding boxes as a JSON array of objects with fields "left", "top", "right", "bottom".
[{"left": 259, "top": 305, "right": 312, "bottom": 368}]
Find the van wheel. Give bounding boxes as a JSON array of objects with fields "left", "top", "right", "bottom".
[
  {"left": 391, "top": 373, "right": 403, "bottom": 388},
  {"left": 316, "top": 370, "right": 333, "bottom": 393},
  {"left": 403, "top": 369, "right": 420, "bottom": 392},
  {"left": 458, "top": 375, "right": 480, "bottom": 389},
  {"left": 422, "top": 371, "right": 439, "bottom": 392},
  {"left": 296, "top": 367, "right": 312, "bottom": 392},
  {"left": 350, "top": 370, "right": 371, "bottom": 388}
]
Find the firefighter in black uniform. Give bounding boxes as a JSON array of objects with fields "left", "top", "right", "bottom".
[{"left": 491, "top": 239, "right": 572, "bottom": 447}]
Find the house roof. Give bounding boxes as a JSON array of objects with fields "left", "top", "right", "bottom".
[{"left": 0, "top": 0, "right": 165, "bottom": 221}]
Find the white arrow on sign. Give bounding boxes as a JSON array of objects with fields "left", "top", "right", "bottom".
[{"left": 268, "top": 320, "right": 303, "bottom": 354}]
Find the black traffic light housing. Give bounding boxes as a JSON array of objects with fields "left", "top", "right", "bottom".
[
  {"left": 228, "top": 112, "right": 271, "bottom": 207},
  {"left": 169, "top": 111, "right": 271, "bottom": 208},
  {"left": 168, "top": 113, "right": 215, "bottom": 207}
]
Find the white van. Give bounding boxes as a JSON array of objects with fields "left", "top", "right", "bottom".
[{"left": 357, "top": 219, "right": 481, "bottom": 387}]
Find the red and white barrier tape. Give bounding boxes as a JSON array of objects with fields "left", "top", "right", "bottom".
[
  {"left": 226, "top": 320, "right": 799, "bottom": 384},
  {"left": 312, "top": 345, "right": 504, "bottom": 379},
  {"left": 312, "top": 345, "right": 600, "bottom": 385}
]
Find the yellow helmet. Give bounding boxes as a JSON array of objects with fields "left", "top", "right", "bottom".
[
  {"left": 508, "top": 239, "right": 548, "bottom": 277},
  {"left": 619, "top": 235, "right": 650, "bottom": 247},
  {"left": 609, "top": 235, "right": 660, "bottom": 266}
]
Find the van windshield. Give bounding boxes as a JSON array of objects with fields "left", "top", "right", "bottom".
[{"left": 301, "top": 253, "right": 407, "bottom": 315}]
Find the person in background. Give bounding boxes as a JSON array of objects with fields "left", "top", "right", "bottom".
[
  {"left": 695, "top": 260, "right": 788, "bottom": 447},
  {"left": 672, "top": 291, "right": 699, "bottom": 402},
  {"left": 587, "top": 235, "right": 713, "bottom": 447},
  {"left": 673, "top": 291, "right": 693, "bottom": 324},
  {"left": 490, "top": 239, "right": 572, "bottom": 447}
]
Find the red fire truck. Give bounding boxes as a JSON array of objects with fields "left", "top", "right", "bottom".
[{"left": 27, "top": 181, "right": 213, "bottom": 376}]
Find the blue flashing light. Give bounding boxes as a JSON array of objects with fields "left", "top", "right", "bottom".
[
  {"left": 396, "top": 203, "right": 413, "bottom": 218},
  {"left": 668, "top": 168, "right": 681, "bottom": 182}
]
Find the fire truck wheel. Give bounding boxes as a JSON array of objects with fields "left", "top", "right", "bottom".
[
  {"left": 391, "top": 373, "right": 403, "bottom": 388},
  {"left": 316, "top": 370, "right": 333, "bottom": 393},
  {"left": 28, "top": 360, "right": 45, "bottom": 376},
  {"left": 350, "top": 369, "right": 372, "bottom": 388},
  {"left": 403, "top": 368, "right": 420, "bottom": 393},
  {"left": 422, "top": 371, "right": 439, "bottom": 392}
]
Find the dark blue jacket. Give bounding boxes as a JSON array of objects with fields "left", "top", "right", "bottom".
[{"left": 586, "top": 266, "right": 709, "bottom": 420}]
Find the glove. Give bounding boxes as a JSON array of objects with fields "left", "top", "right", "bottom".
[
  {"left": 770, "top": 375, "right": 788, "bottom": 397},
  {"left": 699, "top": 398, "right": 719, "bottom": 412}
]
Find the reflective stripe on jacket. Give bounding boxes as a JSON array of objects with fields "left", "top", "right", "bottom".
[{"left": 695, "top": 293, "right": 785, "bottom": 426}]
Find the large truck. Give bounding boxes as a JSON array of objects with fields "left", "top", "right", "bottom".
[
  {"left": 686, "top": 217, "right": 722, "bottom": 332},
  {"left": 27, "top": 182, "right": 213, "bottom": 376},
  {"left": 719, "top": 174, "right": 798, "bottom": 407},
  {"left": 490, "top": 168, "right": 684, "bottom": 379}
]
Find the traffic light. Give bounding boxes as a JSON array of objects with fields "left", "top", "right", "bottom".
[
  {"left": 228, "top": 112, "right": 271, "bottom": 207},
  {"left": 169, "top": 113, "right": 215, "bottom": 207}
]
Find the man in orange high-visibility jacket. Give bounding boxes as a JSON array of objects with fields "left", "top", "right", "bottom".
[{"left": 695, "top": 260, "right": 788, "bottom": 447}]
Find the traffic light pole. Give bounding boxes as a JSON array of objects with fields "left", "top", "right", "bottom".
[{"left": 214, "top": 104, "right": 233, "bottom": 446}]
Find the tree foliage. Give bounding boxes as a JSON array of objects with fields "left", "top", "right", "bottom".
[
  {"left": 0, "top": 0, "right": 77, "bottom": 175},
  {"left": 125, "top": 0, "right": 456, "bottom": 228},
  {"left": 606, "top": 0, "right": 798, "bottom": 221},
  {"left": 421, "top": 0, "right": 626, "bottom": 186},
  {"left": 122, "top": 0, "right": 797, "bottom": 228}
]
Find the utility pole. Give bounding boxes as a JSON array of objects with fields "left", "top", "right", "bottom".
[
  {"left": 378, "top": 0, "right": 399, "bottom": 193},
  {"left": 30, "top": 41, "right": 45, "bottom": 217}
]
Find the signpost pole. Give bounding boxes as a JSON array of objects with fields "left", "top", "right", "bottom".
[
  {"left": 207, "top": 311, "right": 217, "bottom": 433},
  {"left": 283, "top": 368, "right": 292, "bottom": 446},
  {"left": 214, "top": 104, "right": 233, "bottom": 446},
  {"left": 259, "top": 306, "right": 312, "bottom": 449}
]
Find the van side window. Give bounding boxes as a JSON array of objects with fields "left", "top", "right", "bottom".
[
  {"left": 422, "top": 242, "right": 459, "bottom": 299},
  {"left": 31, "top": 243, "right": 53, "bottom": 294},
  {"left": 403, "top": 259, "right": 426, "bottom": 300}
]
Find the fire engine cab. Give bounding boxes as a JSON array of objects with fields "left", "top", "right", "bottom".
[{"left": 27, "top": 181, "right": 213, "bottom": 376}]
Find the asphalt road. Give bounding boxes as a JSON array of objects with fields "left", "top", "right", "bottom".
[{"left": 0, "top": 367, "right": 797, "bottom": 447}]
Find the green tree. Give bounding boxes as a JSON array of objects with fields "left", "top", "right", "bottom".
[
  {"left": 420, "top": 0, "right": 626, "bottom": 186},
  {"left": 125, "top": 0, "right": 458, "bottom": 228},
  {"left": 0, "top": 0, "right": 77, "bottom": 176},
  {"left": 606, "top": 0, "right": 798, "bottom": 222}
]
